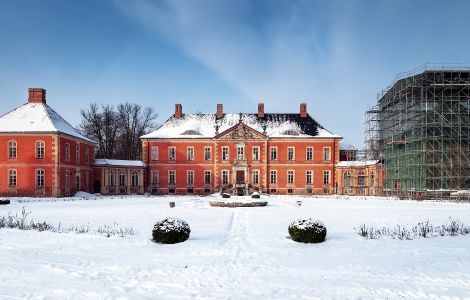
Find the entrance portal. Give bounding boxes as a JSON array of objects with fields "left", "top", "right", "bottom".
[{"left": 236, "top": 170, "right": 245, "bottom": 184}]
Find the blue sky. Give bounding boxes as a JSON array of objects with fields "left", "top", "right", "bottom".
[{"left": 1, "top": 0, "right": 469, "bottom": 147}]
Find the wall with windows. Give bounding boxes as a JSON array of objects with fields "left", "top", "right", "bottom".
[
  {"left": 335, "top": 164, "right": 384, "bottom": 196},
  {"left": 93, "top": 167, "right": 145, "bottom": 195},
  {"left": 0, "top": 134, "right": 94, "bottom": 197}
]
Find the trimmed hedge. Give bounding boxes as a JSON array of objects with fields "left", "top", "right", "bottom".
[
  {"left": 0, "top": 199, "right": 10, "bottom": 205},
  {"left": 152, "top": 217, "right": 190, "bottom": 244},
  {"left": 288, "top": 218, "right": 327, "bottom": 243}
]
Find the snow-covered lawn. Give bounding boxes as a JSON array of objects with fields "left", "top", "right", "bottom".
[{"left": 1, "top": 195, "right": 470, "bottom": 299}]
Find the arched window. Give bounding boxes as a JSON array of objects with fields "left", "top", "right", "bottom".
[
  {"left": 131, "top": 171, "right": 139, "bottom": 187},
  {"left": 358, "top": 171, "right": 366, "bottom": 187},
  {"left": 119, "top": 171, "right": 126, "bottom": 186},
  {"left": 343, "top": 171, "right": 351, "bottom": 188},
  {"left": 36, "top": 141, "right": 45, "bottom": 159},
  {"left": 8, "top": 141, "right": 17, "bottom": 158},
  {"left": 108, "top": 170, "right": 115, "bottom": 187}
]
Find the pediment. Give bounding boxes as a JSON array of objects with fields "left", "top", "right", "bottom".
[{"left": 214, "top": 123, "right": 267, "bottom": 140}]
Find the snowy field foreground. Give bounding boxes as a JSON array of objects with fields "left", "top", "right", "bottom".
[{"left": 1, "top": 195, "right": 470, "bottom": 299}]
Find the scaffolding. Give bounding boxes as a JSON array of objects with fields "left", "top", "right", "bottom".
[{"left": 365, "top": 64, "right": 470, "bottom": 198}]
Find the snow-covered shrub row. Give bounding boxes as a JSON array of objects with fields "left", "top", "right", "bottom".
[
  {"left": 0, "top": 198, "right": 10, "bottom": 205},
  {"left": 152, "top": 217, "right": 191, "bottom": 244},
  {"left": 357, "top": 217, "right": 470, "bottom": 240},
  {"left": 0, "top": 207, "right": 137, "bottom": 237},
  {"left": 288, "top": 218, "right": 327, "bottom": 243}
]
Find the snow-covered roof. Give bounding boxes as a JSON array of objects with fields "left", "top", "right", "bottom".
[
  {"left": 94, "top": 159, "right": 146, "bottom": 168},
  {"left": 336, "top": 160, "right": 381, "bottom": 167},
  {"left": 0, "top": 102, "right": 95, "bottom": 143},
  {"left": 141, "top": 113, "right": 341, "bottom": 139}
]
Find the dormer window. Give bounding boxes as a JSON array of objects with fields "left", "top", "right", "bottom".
[
  {"left": 181, "top": 129, "right": 201, "bottom": 136},
  {"left": 282, "top": 130, "right": 300, "bottom": 136}
]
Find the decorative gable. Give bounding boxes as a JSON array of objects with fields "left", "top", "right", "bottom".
[{"left": 215, "top": 122, "right": 267, "bottom": 140}]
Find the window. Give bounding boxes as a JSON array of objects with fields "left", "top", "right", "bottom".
[
  {"left": 270, "top": 170, "right": 277, "bottom": 184},
  {"left": 270, "top": 147, "right": 277, "bottom": 161},
  {"left": 204, "top": 170, "right": 211, "bottom": 184},
  {"left": 84, "top": 172, "right": 89, "bottom": 188},
  {"left": 168, "top": 147, "right": 176, "bottom": 161},
  {"left": 151, "top": 146, "right": 159, "bottom": 161},
  {"left": 222, "top": 147, "right": 229, "bottom": 161},
  {"left": 323, "top": 147, "right": 331, "bottom": 161},
  {"left": 8, "top": 141, "right": 17, "bottom": 158},
  {"left": 76, "top": 144, "right": 80, "bottom": 163},
  {"left": 36, "top": 141, "right": 45, "bottom": 159},
  {"left": 252, "top": 146, "right": 260, "bottom": 161},
  {"left": 65, "top": 170, "right": 70, "bottom": 189},
  {"left": 131, "top": 171, "right": 139, "bottom": 187},
  {"left": 306, "top": 147, "right": 313, "bottom": 161},
  {"left": 204, "top": 147, "right": 212, "bottom": 160},
  {"left": 306, "top": 170, "right": 313, "bottom": 184},
  {"left": 85, "top": 148, "right": 90, "bottom": 163},
  {"left": 344, "top": 171, "right": 351, "bottom": 188},
  {"left": 119, "top": 171, "right": 126, "bottom": 186},
  {"left": 287, "top": 147, "right": 295, "bottom": 161},
  {"left": 287, "top": 170, "right": 294, "bottom": 184},
  {"left": 36, "top": 169, "right": 45, "bottom": 188},
  {"left": 169, "top": 170, "right": 176, "bottom": 184},
  {"left": 75, "top": 173, "right": 80, "bottom": 191},
  {"left": 237, "top": 146, "right": 244, "bottom": 160},
  {"left": 187, "top": 147, "right": 194, "bottom": 161},
  {"left": 108, "top": 170, "right": 115, "bottom": 186},
  {"left": 370, "top": 172, "right": 375, "bottom": 188},
  {"left": 187, "top": 170, "right": 194, "bottom": 185},
  {"left": 151, "top": 170, "right": 159, "bottom": 185},
  {"left": 222, "top": 170, "right": 229, "bottom": 185},
  {"left": 252, "top": 170, "right": 259, "bottom": 184},
  {"left": 323, "top": 171, "right": 330, "bottom": 185},
  {"left": 65, "top": 143, "right": 70, "bottom": 161},
  {"left": 8, "top": 169, "right": 17, "bottom": 187},
  {"left": 358, "top": 171, "right": 366, "bottom": 187}
]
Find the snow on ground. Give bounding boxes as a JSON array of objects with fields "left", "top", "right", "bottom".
[{"left": 1, "top": 195, "right": 470, "bottom": 299}]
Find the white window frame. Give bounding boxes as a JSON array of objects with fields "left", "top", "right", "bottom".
[
  {"left": 151, "top": 146, "right": 159, "bottom": 161},
  {"left": 306, "top": 170, "right": 313, "bottom": 184},
  {"left": 323, "top": 170, "right": 330, "bottom": 185},
  {"left": 287, "top": 147, "right": 295, "bottom": 161},
  {"left": 252, "top": 170, "right": 259, "bottom": 184},
  {"left": 8, "top": 140, "right": 17, "bottom": 159},
  {"left": 323, "top": 147, "right": 331, "bottom": 161},
  {"left": 76, "top": 144, "right": 80, "bottom": 163},
  {"left": 187, "top": 170, "right": 194, "bottom": 185},
  {"left": 222, "top": 146, "right": 229, "bottom": 161},
  {"left": 252, "top": 146, "right": 260, "bottom": 161},
  {"left": 8, "top": 169, "right": 17, "bottom": 187},
  {"left": 151, "top": 170, "right": 159, "bottom": 185},
  {"left": 119, "top": 171, "right": 126, "bottom": 186},
  {"left": 237, "top": 146, "right": 245, "bottom": 160},
  {"left": 204, "top": 170, "right": 211, "bottom": 184},
  {"left": 36, "top": 140, "right": 45, "bottom": 159},
  {"left": 36, "top": 169, "right": 45, "bottom": 188},
  {"left": 168, "top": 170, "right": 176, "bottom": 185},
  {"left": 168, "top": 147, "right": 176, "bottom": 161},
  {"left": 306, "top": 147, "right": 313, "bottom": 161},
  {"left": 204, "top": 147, "right": 212, "bottom": 161},
  {"left": 131, "top": 171, "right": 139, "bottom": 187},
  {"left": 270, "top": 147, "right": 277, "bottom": 161},
  {"left": 222, "top": 170, "right": 229, "bottom": 185},
  {"left": 287, "top": 170, "right": 295, "bottom": 184},
  {"left": 187, "top": 147, "right": 194, "bottom": 161},
  {"left": 270, "top": 170, "right": 277, "bottom": 184},
  {"left": 65, "top": 143, "right": 70, "bottom": 161}
]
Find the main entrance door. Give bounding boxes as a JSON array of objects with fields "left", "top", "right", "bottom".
[{"left": 236, "top": 170, "right": 245, "bottom": 184}]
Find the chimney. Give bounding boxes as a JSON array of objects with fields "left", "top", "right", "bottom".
[
  {"left": 175, "top": 103, "right": 182, "bottom": 119},
  {"left": 257, "top": 103, "right": 265, "bottom": 118},
  {"left": 300, "top": 103, "right": 307, "bottom": 118},
  {"left": 28, "top": 88, "right": 46, "bottom": 104},
  {"left": 216, "top": 104, "right": 223, "bottom": 119}
]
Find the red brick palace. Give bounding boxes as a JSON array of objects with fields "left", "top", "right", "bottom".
[
  {"left": 141, "top": 103, "right": 343, "bottom": 195},
  {"left": 1, "top": 88, "right": 384, "bottom": 197}
]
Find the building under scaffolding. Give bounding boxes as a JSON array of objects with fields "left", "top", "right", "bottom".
[{"left": 366, "top": 64, "right": 470, "bottom": 198}]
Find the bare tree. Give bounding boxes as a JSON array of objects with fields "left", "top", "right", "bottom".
[{"left": 79, "top": 102, "right": 157, "bottom": 160}]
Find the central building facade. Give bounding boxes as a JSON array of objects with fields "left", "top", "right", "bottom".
[{"left": 141, "top": 103, "right": 342, "bottom": 195}]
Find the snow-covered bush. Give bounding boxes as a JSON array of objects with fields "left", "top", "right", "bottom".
[
  {"left": 251, "top": 192, "right": 260, "bottom": 199},
  {"left": 288, "top": 218, "right": 327, "bottom": 243},
  {"left": 152, "top": 217, "right": 190, "bottom": 244},
  {"left": 0, "top": 198, "right": 10, "bottom": 205},
  {"left": 222, "top": 193, "right": 231, "bottom": 199}
]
